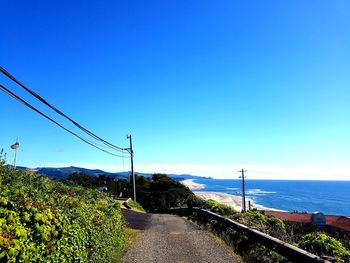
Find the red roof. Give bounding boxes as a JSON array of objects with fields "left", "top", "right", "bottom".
[
  {"left": 326, "top": 215, "right": 350, "bottom": 233},
  {"left": 264, "top": 211, "right": 350, "bottom": 233},
  {"left": 265, "top": 211, "right": 311, "bottom": 223}
]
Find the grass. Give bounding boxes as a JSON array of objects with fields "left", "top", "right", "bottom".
[
  {"left": 120, "top": 228, "right": 140, "bottom": 258},
  {"left": 128, "top": 200, "right": 146, "bottom": 213},
  {"left": 117, "top": 199, "right": 146, "bottom": 213}
]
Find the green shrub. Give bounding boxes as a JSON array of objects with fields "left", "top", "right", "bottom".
[
  {"left": 0, "top": 164, "right": 125, "bottom": 262},
  {"left": 297, "top": 232, "right": 350, "bottom": 262},
  {"left": 133, "top": 174, "right": 198, "bottom": 212},
  {"left": 239, "top": 210, "right": 286, "bottom": 238},
  {"left": 202, "top": 199, "right": 238, "bottom": 217}
]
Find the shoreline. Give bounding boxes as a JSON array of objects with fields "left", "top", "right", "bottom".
[
  {"left": 194, "top": 191, "right": 244, "bottom": 211},
  {"left": 194, "top": 191, "right": 286, "bottom": 212},
  {"left": 181, "top": 179, "right": 205, "bottom": 190},
  {"left": 194, "top": 191, "right": 259, "bottom": 212},
  {"left": 181, "top": 179, "right": 285, "bottom": 212}
]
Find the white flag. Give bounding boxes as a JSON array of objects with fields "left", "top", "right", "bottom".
[{"left": 10, "top": 142, "right": 19, "bottom": 150}]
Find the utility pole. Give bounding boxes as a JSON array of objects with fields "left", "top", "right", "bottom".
[
  {"left": 238, "top": 169, "right": 247, "bottom": 212},
  {"left": 126, "top": 134, "right": 136, "bottom": 202}
]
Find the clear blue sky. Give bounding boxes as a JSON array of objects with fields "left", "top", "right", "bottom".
[{"left": 1, "top": 1, "right": 349, "bottom": 179}]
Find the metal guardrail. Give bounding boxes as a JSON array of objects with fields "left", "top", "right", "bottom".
[{"left": 172, "top": 207, "right": 330, "bottom": 263}]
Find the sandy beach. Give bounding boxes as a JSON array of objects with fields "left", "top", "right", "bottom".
[
  {"left": 194, "top": 191, "right": 247, "bottom": 211},
  {"left": 181, "top": 179, "right": 205, "bottom": 190},
  {"left": 181, "top": 180, "right": 255, "bottom": 211}
]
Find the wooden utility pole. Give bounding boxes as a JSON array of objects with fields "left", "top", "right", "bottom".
[
  {"left": 127, "top": 134, "right": 136, "bottom": 202},
  {"left": 238, "top": 169, "right": 247, "bottom": 212}
]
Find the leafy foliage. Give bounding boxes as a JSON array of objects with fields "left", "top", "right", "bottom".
[
  {"left": 63, "top": 172, "right": 114, "bottom": 190},
  {"left": 0, "top": 164, "right": 125, "bottom": 262},
  {"left": 63, "top": 172, "right": 201, "bottom": 213},
  {"left": 202, "top": 199, "right": 237, "bottom": 217},
  {"left": 134, "top": 174, "right": 200, "bottom": 212},
  {"left": 297, "top": 232, "right": 350, "bottom": 262}
]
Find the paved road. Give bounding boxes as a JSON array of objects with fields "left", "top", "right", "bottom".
[
  {"left": 122, "top": 211, "right": 241, "bottom": 263},
  {"left": 122, "top": 209, "right": 152, "bottom": 230}
]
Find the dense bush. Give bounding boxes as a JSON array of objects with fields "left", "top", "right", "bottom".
[
  {"left": 0, "top": 163, "right": 125, "bottom": 262},
  {"left": 297, "top": 232, "right": 350, "bottom": 262},
  {"left": 63, "top": 172, "right": 114, "bottom": 190},
  {"left": 202, "top": 199, "right": 238, "bottom": 217},
  {"left": 129, "top": 174, "right": 200, "bottom": 212}
]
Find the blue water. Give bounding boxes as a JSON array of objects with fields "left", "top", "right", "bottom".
[{"left": 193, "top": 179, "right": 350, "bottom": 216}]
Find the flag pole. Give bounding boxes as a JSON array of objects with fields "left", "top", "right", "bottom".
[{"left": 11, "top": 138, "right": 19, "bottom": 169}]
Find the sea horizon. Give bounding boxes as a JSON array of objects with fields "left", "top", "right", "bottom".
[{"left": 191, "top": 178, "right": 350, "bottom": 216}]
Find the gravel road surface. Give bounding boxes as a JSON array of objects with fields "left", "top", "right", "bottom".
[{"left": 122, "top": 212, "right": 241, "bottom": 263}]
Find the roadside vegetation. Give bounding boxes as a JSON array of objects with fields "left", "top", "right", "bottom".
[
  {"left": 107, "top": 173, "right": 350, "bottom": 262},
  {"left": 191, "top": 198, "right": 350, "bottom": 263},
  {"left": 7, "top": 159, "right": 348, "bottom": 263},
  {"left": 133, "top": 173, "right": 200, "bottom": 212},
  {"left": 63, "top": 172, "right": 199, "bottom": 213},
  {"left": 0, "top": 155, "right": 125, "bottom": 262}
]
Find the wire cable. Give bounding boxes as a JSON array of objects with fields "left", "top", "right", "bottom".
[
  {"left": 0, "top": 84, "right": 128, "bottom": 158},
  {"left": 0, "top": 66, "right": 128, "bottom": 152}
]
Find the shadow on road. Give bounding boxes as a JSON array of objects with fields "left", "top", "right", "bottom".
[{"left": 122, "top": 208, "right": 152, "bottom": 230}]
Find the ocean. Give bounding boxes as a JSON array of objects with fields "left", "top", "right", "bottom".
[{"left": 192, "top": 179, "right": 350, "bottom": 216}]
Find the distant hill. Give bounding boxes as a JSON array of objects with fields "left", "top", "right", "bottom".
[{"left": 15, "top": 166, "right": 211, "bottom": 180}]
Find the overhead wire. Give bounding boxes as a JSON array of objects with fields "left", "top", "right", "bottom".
[
  {"left": 122, "top": 149, "right": 125, "bottom": 172},
  {"left": 0, "top": 84, "right": 128, "bottom": 158},
  {"left": 0, "top": 66, "right": 128, "bottom": 152}
]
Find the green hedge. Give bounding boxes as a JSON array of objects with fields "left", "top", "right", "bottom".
[{"left": 0, "top": 164, "right": 125, "bottom": 262}]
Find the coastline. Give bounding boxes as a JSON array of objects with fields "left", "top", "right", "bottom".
[
  {"left": 181, "top": 179, "right": 261, "bottom": 211},
  {"left": 181, "top": 179, "right": 205, "bottom": 190},
  {"left": 183, "top": 179, "right": 349, "bottom": 215},
  {"left": 194, "top": 191, "right": 283, "bottom": 212},
  {"left": 194, "top": 191, "right": 245, "bottom": 211},
  {"left": 181, "top": 179, "right": 285, "bottom": 212}
]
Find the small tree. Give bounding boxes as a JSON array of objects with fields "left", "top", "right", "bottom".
[{"left": 0, "top": 148, "right": 6, "bottom": 165}]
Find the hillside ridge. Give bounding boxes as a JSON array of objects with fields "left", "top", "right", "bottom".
[{"left": 15, "top": 165, "right": 211, "bottom": 180}]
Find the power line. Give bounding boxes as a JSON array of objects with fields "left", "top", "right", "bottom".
[
  {"left": 0, "top": 84, "right": 128, "bottom": 158},
  {"left": 0, "top": 66, "right": 127, "bottom": 152}
]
